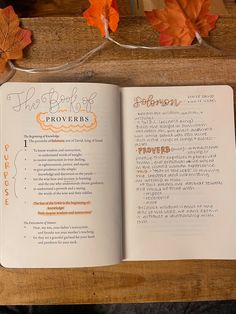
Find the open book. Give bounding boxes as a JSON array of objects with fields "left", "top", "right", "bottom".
[{"left": 1, "top": 83, "right": 235, "bottom": 268}]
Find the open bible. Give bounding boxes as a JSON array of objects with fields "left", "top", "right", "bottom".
[{"left": 1, "top": 83, "right": 235, "bottom": 268}]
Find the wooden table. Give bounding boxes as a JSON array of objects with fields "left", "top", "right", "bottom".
[{"left": 0, "top": 0, "right": 236, "bottom": 305}]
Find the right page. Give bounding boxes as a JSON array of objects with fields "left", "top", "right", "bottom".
[{"left": 122, "top": 85, "right": 236, "bottom": 260}]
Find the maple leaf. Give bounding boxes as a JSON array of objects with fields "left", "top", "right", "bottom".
[
  {"left": 83, "top": 0, "right": 119, "bottom": 37},
  {"left": 145, "top": 0, "right": 218, "bottom": 46},
  {"left": 0, "top": 6, "right": 32, "bottom": 73}
]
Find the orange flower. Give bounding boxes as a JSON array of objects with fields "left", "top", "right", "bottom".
[
  {"left": 83, "top": 0, "right": 119, "bottom": 37},
  {"left": 0, "top": 6, "right": 32, "bottom": 72},
  {"left": 145, "top": 0, "right": 218, "bottom": 46}
]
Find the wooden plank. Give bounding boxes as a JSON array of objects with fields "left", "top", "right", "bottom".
[
  {"left": 14, "top": 16, "right": 236, "bottom": 71},
  {"left": 13, "top": 56, "right": 236, "bottom": 89},
  {"left": 4, "top": 0, "right": 236, "bottom": 17},
  {"left": 0, "top": 15, "right": 235, "bottom": 304},
  {"left": 0, "top": 260, "right": 236, "bottom": 304},
  {"left": 4, "top": 0, "right": 131, "bottom": 17}
]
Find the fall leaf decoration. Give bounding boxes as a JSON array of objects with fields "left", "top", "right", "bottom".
[
  {"left": 83, "top": 0, "right": 119, "bottom": 37},
  {"left": 0, "top": 6, "right": 32, "bottom": 73},
  {"left": 145, "top": 0, "right": 218, "bottom": 46}
]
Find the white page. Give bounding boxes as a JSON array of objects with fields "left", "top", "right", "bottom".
[
  {"left": 1, "top": 82, "right": 122, "bottom": 268},
  {"left": 122, "top": 85, "right": 236, "bottom": 260}
]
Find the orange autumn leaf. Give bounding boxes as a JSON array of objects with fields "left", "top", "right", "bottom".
[
  {"left": 0, "top": 6, "right": 32, "bottom": 73},
  {"left": 145, "top": 0, "right": 218, "bottom": 46},
  {"left": 83, "top": 0, "right": 119, "bottom": 37}
]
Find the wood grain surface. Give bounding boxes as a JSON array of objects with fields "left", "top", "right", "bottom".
[
  {"left": 0, "top": 1, "right": 236, "bottom": 305},
  {"left": 5, "top": 0, "right": 236, "bottom": 17},
  {"left": 1, "top": 261, "right": 236, "bottom": 304},
  {"left": 3, "top": 0, "right": 131, "bottom": 17}
]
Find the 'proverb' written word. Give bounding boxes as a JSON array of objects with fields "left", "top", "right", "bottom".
[{"left": 138, "top": 146, "right": 171, "bottom": 154}]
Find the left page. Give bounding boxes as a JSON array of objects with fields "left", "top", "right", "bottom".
[{"left": 1, "top": 82, "right": 122, "bottom": 268}]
